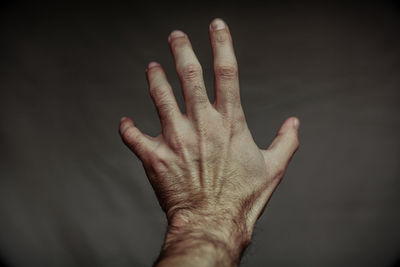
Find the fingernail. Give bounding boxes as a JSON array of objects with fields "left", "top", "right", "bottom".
[
  {"left": 148, "top": 62, "right": 160, "bottom": 69},
  {"left": 120, "top": 116, "right": 127, "bottom": 123},
  {"left": 211, "top": 18, "right": 225, "bottom": 31},
  {"left": 292, "top": 118, "right": 300, "bottom": 129},
  {"left": 168, "top": 30, "right": 185, "bottom": 42}
]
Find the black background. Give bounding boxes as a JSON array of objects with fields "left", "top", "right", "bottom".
[{"left": 1, "top": 1, "right": 400, "bottom": 266}]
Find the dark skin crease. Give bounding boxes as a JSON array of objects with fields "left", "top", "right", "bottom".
[{"left": 119, "top": 18, "right": 300, "bottom": 266}]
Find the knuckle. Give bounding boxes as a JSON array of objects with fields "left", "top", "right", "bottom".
[
  {"left": 169, "top": 133, "right": 185, "bottom": 151},
  {"left": 180, "top": 63, "right": 202, "bottom": 82},
  {"left": 171, "top": 36, "right": 188, "bottom": 49},
  {"left": 150, "top": 85, "right": 169, "bottom": 100},
  {"left": 157, "top": 101, "right": 175, "bottom": 115},
  {"left": 148, "top": 144, "right": 173, "bottom": 174},
  {"left": 132, "top": 142, "right": 144, "bottom": 155},
  {"left": 214, "top": 64, "right": 238, "bottom": 80},
  {"left": 150, "top": 87, "right": 175, "bottom": 115},
  {"left": 126, "top": 134, "right": 144, "bottom": 152},
  {"left": 168, "top": 133, "right": 197, "bottom": 156},
  {"left": 214, "top": 30, "right": 229, "bottom": 43},
  {"left": 122, "top": 126, "right": 136, "bottom": 140},
  {"left": 119, "top": 121, "right": 131, "bottom": 136},
  {"left": 150, "top": 154, "right": 169, "bottom": 175}
]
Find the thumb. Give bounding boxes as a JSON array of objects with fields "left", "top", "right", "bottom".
[{"left": 264, "top": 117, "right": 300, "bottom": 168}]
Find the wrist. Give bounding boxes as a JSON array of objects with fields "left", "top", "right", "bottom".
[{"left": 156, "top": 209, "right": 253, "bottom": 266}]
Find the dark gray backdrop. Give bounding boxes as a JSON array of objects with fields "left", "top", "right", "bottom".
[{"left": 1, "top": 1, "right": 399, "bottom": 266}]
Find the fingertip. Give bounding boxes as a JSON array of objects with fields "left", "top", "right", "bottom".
[
  {"left": 210, "top": 18, "right": 226, "bottom": 31},
  {"left": 145, "top": 62, "right": 161, "bottom": 73},
  {"left": 282, "top": 117, "right": 300, "bottom": 129},
  {"left": 120, "top": 116, "right": 128, "bottom": 123},
  {"left": 168, "top": 30, "right": 185, "bottom": 42},
  {"left": 291, "top": 117, "right": 300, "bottom": 130},
  {"left": 288, "top": 117, "right": 300, "bottom": 149},
  {"left": 267, "top": 117, "right": 300, "bottom": 164},
  {"left": 148, "top": 61, "right": 160, "bottom": 69},
  {"left": 120, "top": 116, "right": 134, "bottom": 124}
]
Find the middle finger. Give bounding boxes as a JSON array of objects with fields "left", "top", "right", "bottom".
[{"left": 168, "top": 30, "right": 211, "bottom": 120}]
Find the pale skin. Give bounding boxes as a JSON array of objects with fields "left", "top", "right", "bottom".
[{"left": 119, "top": 18, "right": 300, "bottom": 266}]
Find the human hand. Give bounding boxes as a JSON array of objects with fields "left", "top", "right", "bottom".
[{"left": 119, "top": 18, "right": 299, "bottom": 266}]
